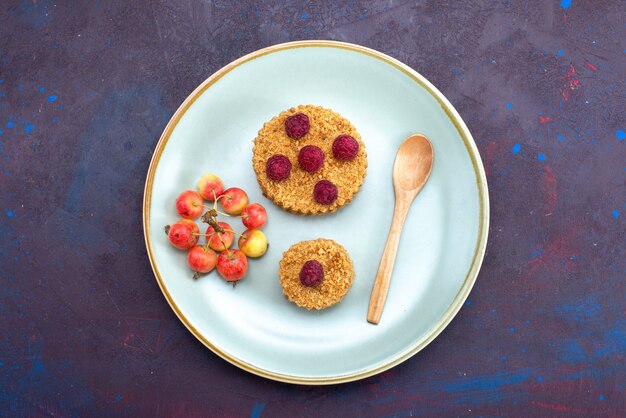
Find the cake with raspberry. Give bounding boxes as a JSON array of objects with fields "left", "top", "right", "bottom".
[
  {"left": 252, "top": 105, "right": 367, "bottom": 215},
  {"left": 278, "top": 238, "right": 355, "bottom": 310}
]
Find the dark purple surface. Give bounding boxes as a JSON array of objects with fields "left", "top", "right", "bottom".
[{"left": 1, "top": 1, "right": 624, "bottom": 416}]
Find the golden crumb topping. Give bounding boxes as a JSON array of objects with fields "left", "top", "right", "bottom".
[{"left": 252, "top": 105, "right": 367, "bottom": 215}]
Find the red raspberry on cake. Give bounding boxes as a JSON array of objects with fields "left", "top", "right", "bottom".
[
  {"left": 299, "top": 260, "right": 324, "bottom": 287},
  {"left": 313, "top": 180, "right": 338, "bottom": 205},
  {"left": 298, "top": 145, "right": 325, "bottom": 173},
  {"left": 266, "top": 154, "right": 292, "bottom": 181},
  {"left": 284, "top": 113, "right": 310, "bottom": 139},
  {"left": 332, "top": 134, "right": 360, "bottom": 161}
]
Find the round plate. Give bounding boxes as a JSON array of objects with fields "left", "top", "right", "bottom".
[{"left": 143, "top": 41, "right": 489, "bottom": 384}]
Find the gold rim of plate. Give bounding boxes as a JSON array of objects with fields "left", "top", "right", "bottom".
[{"left": 142, "top": 40, "right": 490, "bottom": 385}]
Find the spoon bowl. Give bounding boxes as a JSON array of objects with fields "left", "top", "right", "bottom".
[{"left": 394, "top": 134, "right": 435, "bottom": 192}]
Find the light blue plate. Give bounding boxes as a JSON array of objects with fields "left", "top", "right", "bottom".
[{"left": 143, "top": 41, "right": 489, "bottom": 384}]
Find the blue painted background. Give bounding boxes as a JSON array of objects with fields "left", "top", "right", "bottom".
[{"left": 0, "top": 0, "right": 624, "bottom": 416}]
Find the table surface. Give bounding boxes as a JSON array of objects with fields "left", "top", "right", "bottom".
[{"left": 1, "top": 1, "right": 624, "bottom": 416}]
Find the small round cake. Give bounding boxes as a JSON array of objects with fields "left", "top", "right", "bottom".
[
  {"left": 278, "top": 238, "right": 355, "bottom": 310},
  {"left": 252, "top": 105, "right": 367, "bottom": 215}
]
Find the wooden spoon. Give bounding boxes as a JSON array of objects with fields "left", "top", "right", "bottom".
[{"left": 367, "top": 134, "right": 434, "bottom": 324}]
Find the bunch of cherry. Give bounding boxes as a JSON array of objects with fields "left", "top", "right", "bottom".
[{"left": 165, "top": 173, "right": 268, "bottom": 284}]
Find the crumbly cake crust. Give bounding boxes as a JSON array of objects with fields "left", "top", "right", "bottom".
[
  {"left": 278, "top": 238, "right": 355, "bottom": 310},
  {"left": 252, "top": 105, "right": 367, "bottom": 215}
]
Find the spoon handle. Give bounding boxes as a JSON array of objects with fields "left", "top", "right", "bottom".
[{"left": 367, "top": 197, "right": 411, "bottom": 324}]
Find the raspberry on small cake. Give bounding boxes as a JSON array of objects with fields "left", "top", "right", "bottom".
[
  {"left": 279, "top": 238, "right": 355, "bottom": 310},
  {"left": 298, "top": 145, "right": 325, "bottom": 173},
  {"left": 252, "top": 105, "right": 367, "bottom": 215},
  {"left": 313, "top": 180, "right": 338, "bottom": 205},
  {"left": 332, "top": 134, "right": 360, "bottom": 161},
  {"left": 285, "top": 112, "right": 310, "bottom": 139},
  {"left": 266, "top": 154, "right": 292, "bottom": 181},
  {"left": 299, "top": 260, "right": 324, "bottom": 287}
]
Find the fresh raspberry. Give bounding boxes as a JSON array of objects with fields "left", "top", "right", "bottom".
[
  {"left": 285, "top": 113, "right": 310, "bottom": 139},
  {"left": 313, "top": 180, "right": 338, "bottom": 205},
  {"left": 299, "top": 260, "right": 324, "bottom": 287},
  {"left": 266, "top": 154, "right": 292, "bottom": 181},
  {"left": 298, "top": 145, "right": 325, "bottom": 172},
  {"left": 332, "top": 134, "right": 359, "bottom": 161}
]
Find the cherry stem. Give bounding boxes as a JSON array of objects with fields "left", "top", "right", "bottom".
[
  {"left": 219, "top": 211, "right": 241, "bottom": 218},
  {"left": 200, "top": 203, "right": 227, "bottom": 212},
  {"left": 217, "top": 233, "right": 227, "bottom": 250},
  {"left": 203, "top": 232, "right": 215, "bottom": 251},
  {"left": 210, "top": 190, "right": 233, "bottom": 217},
  {"left": 191, "top": 232, "right": 216, "bottom": 238},
  {"left": 225, "top": 229, "right": 245, "bottom": 239},
  {"left": 208, "top": 207, "right": 236, "bottom": 218}
]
